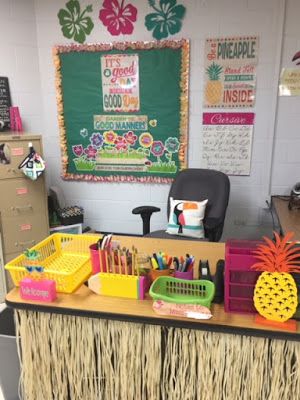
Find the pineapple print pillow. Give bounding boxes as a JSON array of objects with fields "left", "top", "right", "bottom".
[{"left": 166, "top": 198, "right": 208, "bottom": 239}]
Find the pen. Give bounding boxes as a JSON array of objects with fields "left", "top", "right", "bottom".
[
  {"left": 173, "top": 257, "right": 179, "bottom": 271},
  {"left": 151, "top": 257, "right": 159, "bottom": 270},
  {"left": 156, "top": 254, "right": 164, "bottom": 270}
]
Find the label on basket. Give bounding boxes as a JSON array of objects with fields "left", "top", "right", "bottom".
[
  {"left": 11, "top": 147, "right": 24, "bottom": 156},
  {"left": 16, "top": 187, "right": 28, "bottom": 195},
  {"left": 20, "top": 223, "right": 32, "bottom": 231}
]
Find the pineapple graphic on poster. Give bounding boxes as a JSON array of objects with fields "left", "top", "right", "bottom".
[
  {"left": 204, "top": 36, "right": 259, "bottom": 108},
  {"left": 252, "top": 231, "right": 300, "bottom": 324},
  {"left": 205, "top": 63, "right": 223, "bottom": 105}
]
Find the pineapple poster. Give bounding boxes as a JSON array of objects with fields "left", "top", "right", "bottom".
[
  {"left": 53, "top": 40, "right": 189, "bottom": 183},
  {"left": 204, "top": 36, "right": 259, "bottom": 108}
]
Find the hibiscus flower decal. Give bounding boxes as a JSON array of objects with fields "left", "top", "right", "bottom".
[
  {"left": 90, "top": 132, "right": 104, "bottom": 148},
  {"left": 145, "top": 0, "right": 186, "bottom": 40},
  {"left": 58, "top": 0, "right": 94, "bottom": 44},
  {"left": 84, "top": 145, "right": 98, "bottom": 158},
  {"left": 99, "top": 0, "right": 137, "bottom": 36}
]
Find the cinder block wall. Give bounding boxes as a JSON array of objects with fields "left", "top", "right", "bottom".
[{"left": 1, "top": 0, "right": 299, "bottom": 240}]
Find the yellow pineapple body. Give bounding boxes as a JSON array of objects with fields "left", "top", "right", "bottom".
[
  {"left": 254, "top": 271, "right": 298, "bottom": 322},
  {"left": 205, "top": 81, "right": 223, "bottom": 105}
]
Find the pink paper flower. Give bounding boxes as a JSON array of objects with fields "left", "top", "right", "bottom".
[
  {"left": 114, "top": 136, "right": 128, "bottom": 150},
  {"left": 124, "top": 131, "right": 137, "bottom": 145},
  {"left": 103, "top": 130, "right": 117, "bottom": 144},
  {"left": 151, "top": 141, "right": 165, "bottom": 157},
  {"left": 84, "top": 145, "right": 98, "bottom": 158},
  {"left": 99, "top": 0, "right": 137, "bottom": 36},
  {"left": 72, "top": 144, "right": 84, "bottom": 157}
]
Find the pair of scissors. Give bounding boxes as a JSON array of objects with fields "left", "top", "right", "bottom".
[{"left": 98, "top": 234, "right": 113, "bottom": 250}]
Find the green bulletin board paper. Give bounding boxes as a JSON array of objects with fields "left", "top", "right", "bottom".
[{"left": 54, "top": 40, "right": 189, "bottom": 183}]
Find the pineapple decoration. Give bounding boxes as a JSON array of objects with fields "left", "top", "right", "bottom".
[
  {"left": 205, "top": 62, "right": 223, "bottom": 105},
  {"left": 252, "top": 232, "right": 300, "bottom": 323},
  {"left": 24, "top": 249, "right": 44, "bottom": 278}
]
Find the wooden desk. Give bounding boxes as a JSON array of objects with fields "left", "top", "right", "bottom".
[
  {"left": 6, "top": 236, "right": 300, "bottom": 400},
  {"left": 272, "top": 196, "right": 300, "bottom": 240}
]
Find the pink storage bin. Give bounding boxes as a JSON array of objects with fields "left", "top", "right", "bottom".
[{"left": 225, "top": 239, "right": 262, "bottom": 314}]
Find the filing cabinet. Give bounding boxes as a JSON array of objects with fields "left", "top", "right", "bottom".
[{"left": 0, "top": 133, "right": 49, "bottom": 298}]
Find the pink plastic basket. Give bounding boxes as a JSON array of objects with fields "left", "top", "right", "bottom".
[{"left": 225, "top": 239, "right": 262, "bottom": 314}]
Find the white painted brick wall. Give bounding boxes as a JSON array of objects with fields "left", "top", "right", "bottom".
[
  {"left": 1, "top": 0, "right": 298, "bottom": 240},
  {"left": 0, "top": 0, "right": 43, "bottom": 133},
  {"left": 271, "top": 0, "right": 300, "bottom": 196}
]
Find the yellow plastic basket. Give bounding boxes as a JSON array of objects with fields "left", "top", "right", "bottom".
[{"left": 5, "top": 233, "right": 98, "bottom": 293}]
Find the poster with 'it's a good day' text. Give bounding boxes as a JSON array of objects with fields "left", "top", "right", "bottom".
[
  {"left": 204, "top": 36, "right": 259, "bottom": 108},
  {"left": 101, "top": 54, "right": 140, "bottom": 112}
]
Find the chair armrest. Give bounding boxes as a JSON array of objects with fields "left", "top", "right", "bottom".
[
  {"left": 203, "top": 217, "right": 224, "bottom": 242},
  {"left": 132, "top": 206, "right": 161, "bottom": 235}
]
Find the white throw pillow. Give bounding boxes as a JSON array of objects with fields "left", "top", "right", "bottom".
[{"left": 166, "top": 197, "right": 208, "bottom": 239}]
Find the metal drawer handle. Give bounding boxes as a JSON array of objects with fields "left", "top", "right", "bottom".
[
  {"left": 15, "top": 240, "right": 35, "bottom": 248},
  {"left": 11, "top": 205, "right": 33, "bottom": 212}
]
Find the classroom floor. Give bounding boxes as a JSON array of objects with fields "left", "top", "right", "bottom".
[
  {"left": 0, "top": 304, "right": 5, "bottom": 400},
  {"left": 0, "top": 303, "right": 6, "bottom": 400}
]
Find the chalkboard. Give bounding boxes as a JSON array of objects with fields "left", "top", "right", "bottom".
[
  {"left": 0, "top": 77, "right": 11, "bottom": 130},
  {"left": 53, "top": 40, "right": 189, "bottom": 183}
]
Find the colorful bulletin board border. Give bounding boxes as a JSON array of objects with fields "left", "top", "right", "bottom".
[
  {"left": 53, "top": 39, "right": 189, "bottom": 183},
  {"left": 204, "top": 36, "right": 259, "bottom": 108}
]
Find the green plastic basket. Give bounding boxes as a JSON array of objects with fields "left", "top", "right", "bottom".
[{"left": 149, "top": 276, "right": 215, "bottom": 307}]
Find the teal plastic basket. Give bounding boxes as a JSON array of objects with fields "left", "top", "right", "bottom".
[{"left": 149, "top": 276, "right": 215, "bottom": 307}]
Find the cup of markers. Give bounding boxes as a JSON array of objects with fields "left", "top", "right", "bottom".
[
  {"left": 173, "top": 255, "right": 194, "bottom": 280},
  {"left": 149, "top": 252, "right": 171, "bottom": 282}
]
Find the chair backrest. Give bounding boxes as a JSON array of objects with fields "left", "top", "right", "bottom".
[{"left": 167, "top": 168, "right": 230, "bottom": 222}]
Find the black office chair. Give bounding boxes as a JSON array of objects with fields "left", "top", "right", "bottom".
[{"left": 132, "top": 168, "right": 230, "bottom": 242}]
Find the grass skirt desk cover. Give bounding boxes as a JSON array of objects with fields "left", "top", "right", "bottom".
[
  {"left": 5, "top": 236, "right": 300, "bottom": 400},
  {"left": 7, "top": 284, "right": 300, "bottom": 400}
]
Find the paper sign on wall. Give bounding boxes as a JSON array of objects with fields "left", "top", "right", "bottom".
[
  {"left": 204, "top": 36, "right": 259, "bottom": 108},
  {"left": 279, "top": 68, "right": 300, "bottom": 96},
  {"left": 101, "top": 53, "right": 140, "bottom": 112},
  {"left": 201, "top": 113, "right": 255, "bottom": 175}
]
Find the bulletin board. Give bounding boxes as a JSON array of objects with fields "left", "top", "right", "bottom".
[{"left": 53, "top": 39, "right": 189, "bottom": 183}]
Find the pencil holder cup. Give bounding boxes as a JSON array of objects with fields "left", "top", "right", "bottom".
[
  {"left": 174, "top": 270, "right": 194, "bottom": 280},
  {"left": 149, "top": 269, "right": 170, "bottom": 283},
  {"left": 89, "top": 244, "right": 108, "bottom": 274}
]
